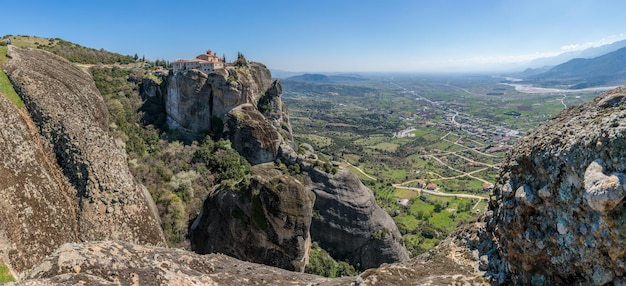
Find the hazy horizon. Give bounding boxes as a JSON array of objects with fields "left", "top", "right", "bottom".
[{"left": 3, "top": 0, "right": 626, "bottom": 73}]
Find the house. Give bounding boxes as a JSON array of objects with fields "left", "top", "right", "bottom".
[
  {"left": 426, "top": 183, "right": 437, "bottom": 190},
  {"left": 172, "top": 50, "right": 224, "bottom": 74},
  {"left": 483, "top": 182, "right": 494, "bottom": 191}
]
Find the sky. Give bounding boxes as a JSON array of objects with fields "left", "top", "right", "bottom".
[{"left": 3, "top": 0, "right": 626, "bottom": 73}]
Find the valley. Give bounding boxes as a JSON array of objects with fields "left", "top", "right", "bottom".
[{"left": 282, "top": 74, "right": 603, "bottom": 255}]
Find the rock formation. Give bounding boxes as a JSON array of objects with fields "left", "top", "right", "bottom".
[
  {"left": 276, "top": 143, "right": 410, "bottom": 269},
  {"left": 165, "top": 62, "right": 272, "bottom": 139},
  {"left": 169, "top": 58, "right": 410, "bottom": 270},
  {"left": 189, "top": 165, "right": 315, "bottom": 272},
  {"left": 2, "top": 46, "right": 166, "bottom": 276},
  {"left": 225, "top": 103, "right": 283, "bottom": 164},
  {"left": 305, "top": 166, "right": 410, "bottom": 269},
  {"left": 485, "top": 87, "right": 626, "bottom": 284},
  {"left": 355, "top": 221, "right": 491, "bottom": 285}
]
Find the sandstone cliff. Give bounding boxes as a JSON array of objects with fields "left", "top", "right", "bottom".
[
  {"left": 189, "top": 165, "right": 315, "bottom": 272},
  {"left": 485, "top": 87, "right": 626, "bottom": 285},
  {"left": 2, "top": 46, "right": 166, "bottom": 272}
]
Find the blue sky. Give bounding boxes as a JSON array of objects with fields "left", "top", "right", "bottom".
[{"left": 3, "top": 0, "right": 626, "bottom": 72}]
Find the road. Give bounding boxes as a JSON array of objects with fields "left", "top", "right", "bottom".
[
  {"left": 443, "top": 138, "right": 500, "bottom": 158},
  {"left": 392, "top": 183, "right": 487, "bottom": 200},
  {"left": 559, "top": 94, "right": 568, "bottom": 108},
  {"left": 428, "top": 156, "right": 491, "bottom": 184}
]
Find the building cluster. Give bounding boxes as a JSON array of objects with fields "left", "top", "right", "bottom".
[{"left": 172, "top": 50, "right": 224, "bottom": 74}]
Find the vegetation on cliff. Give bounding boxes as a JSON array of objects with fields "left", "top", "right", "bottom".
[
  {"left": 305, "top": 242, "right": 357, "bottom": 277},
  {"left": 0, "top": 259, "right": 14, "bottom": 283},
  {"left": 90, "top": 65, "right": 250, "bottom": 246}
]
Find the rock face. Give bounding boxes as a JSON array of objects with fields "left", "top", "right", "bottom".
[
  {"left": 305, "top": 167, "right": 410, "bottom": 269},
  {"left": 280, "top": 143, "right": 410, "bottom": 269},
  {"left": 189, "top": 165, "right": 315, "bottom": 272},
  {"left": 486, "top": 87, "right": 626, "bottom": 284},
  {"left": 3, "top": 46, "right": 166, "bottom": 262},
  {"left": 257, "top": 79, "right": 294, "bottom": 142},
  {"left": 225, "top": 104, "right": 283, "bottom": 164},
  {"left": 165, "top": 62, "right": 272, "bottom": 139},
  {"left": 0, "top": 94, "right": 78, "bottom": 275},
  {"left": 14, "top": 240, "right": 353, "bottom": 286}
]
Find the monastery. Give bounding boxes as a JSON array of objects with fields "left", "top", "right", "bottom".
[{"left": 172, "top": 50, "right": 224, "bottom": 74}]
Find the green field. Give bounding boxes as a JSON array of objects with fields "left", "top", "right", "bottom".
[{"left": 283, "top": 73, "right": 603, "bottom": 257}]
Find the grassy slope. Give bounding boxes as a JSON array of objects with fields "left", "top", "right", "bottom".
[
  {"left": 0, "top": 45, "right": 24, "bottom": 107},
  {"left": 0, "top": 259, "right": 14, "bottom": 283}
]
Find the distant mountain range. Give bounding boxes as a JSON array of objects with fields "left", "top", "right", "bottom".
[
  {"left": 526, "top": 39, "right": 626, "bottom": 69},
  {"left": 523, "top": 46, "right": 626, "bottom": 88},
  {"left": 283, "top": 73, "right": 367, "bottom": 83}
]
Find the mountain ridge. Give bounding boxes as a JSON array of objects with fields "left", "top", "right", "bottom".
[{"left": 526, "top": 46, "right": 626, "bottom": 88}]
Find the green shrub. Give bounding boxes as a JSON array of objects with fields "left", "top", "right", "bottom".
[{"left": 305, "top": 242, "right": 357, "bottom": 277}]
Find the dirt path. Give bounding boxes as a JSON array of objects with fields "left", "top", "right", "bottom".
[
  {"left": 429, "top": 156, "right": 491, "bottom": 184},
  {"left": 343, "top": 161, "right": 377, "bottom": 180}
]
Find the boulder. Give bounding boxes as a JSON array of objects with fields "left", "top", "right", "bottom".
[
  {"left": 225, "top": 104, "right": 283, "bottom": 164},
  {"left": 486, "top": 87, "right": 626, "bottom": 284},
  {"left": 356, "top": 221, "right": 491, "bottom": 285},
  {"left": 189, "top": 165, "right": 315, "bottom": 272}
]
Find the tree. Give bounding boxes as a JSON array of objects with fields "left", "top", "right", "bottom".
[
  {"left": 234, "top": 52, "right": 248, "bottom": 67},
  {"left": 434, "top": 203, "right": 443, "bottom": 213},
  {"left": 134, "top": 53, "right": 139, "bottom": 61}
]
